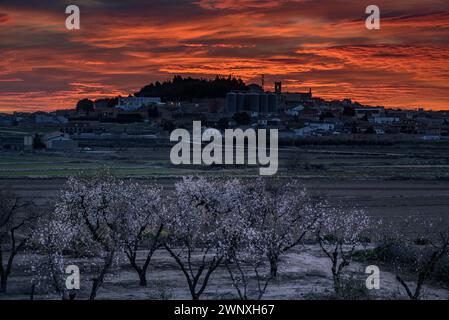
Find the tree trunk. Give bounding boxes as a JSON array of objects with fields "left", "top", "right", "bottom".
[
  {"left": 191, "top": 291, "right": 199, "bottom": 300},
  {"left": 0, "top": 274, "right": 7, "bottom": 293},
  {"left": 89, "top": 254, "right": 114, "bottom": 300},
  {"left": 332, "top": 272, "right": 341, "bottom": 295},
  {"left": 396, "top": 275, "right": 414, "bottom": 300},
  {"left": 269, "top": 257, "right": 278, "bottom": 278},
  {"left": 138, "top": 271, "right": 147, "bottom": 287},
  {"left": 89, "top": 278, "right": 102, "bottom": 300},
  {"left": 30, "top": 284, "right": 35, "bottom": 300},
  {"left": 128, "top": 258, "right": 148, "bottom": 287}
]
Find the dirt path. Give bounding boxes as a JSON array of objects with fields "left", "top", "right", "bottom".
[{"left": 1, "top": 246, "right": 448, "bottom": 300}]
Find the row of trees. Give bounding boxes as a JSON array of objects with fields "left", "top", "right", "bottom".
[
  {"left": 3, "top": 174, "right": 372, "bottom": 300},
  {"left": 136, "top": 75, "right": 248, "bottom": 101},
  {"left": 1, "top": 175, "right": 449, "bottom": 300}
]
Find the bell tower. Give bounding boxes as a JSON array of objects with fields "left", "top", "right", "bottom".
[{"left": 275, "top": 82, "right": 282, "bottom": 94}]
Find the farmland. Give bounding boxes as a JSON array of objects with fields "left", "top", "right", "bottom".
[
  {"left": 2, "top": 139, "right": 449, "bottom": 179},
  {"left": 2, "top": 142, "right": 449, "bottom": 300},
  {"left": 1, "top": 141, "right": 449, "bottom": 222}
]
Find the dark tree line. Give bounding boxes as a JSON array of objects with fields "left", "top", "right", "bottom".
[
  {"left": 135, "top": 75, "right": 247, "bottom": 101},
  {"left": 75, "top": 76, "right": 247, "bottom": 112},
  {"left": 76, "top": 98, "right": 117, "bottom": 113}
]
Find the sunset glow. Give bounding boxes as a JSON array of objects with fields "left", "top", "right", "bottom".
[{"left": 1, "top": 0, "right": 448, "bottom": 112}]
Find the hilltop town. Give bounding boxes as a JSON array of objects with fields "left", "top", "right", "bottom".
[{"left": 1, "top": 76, "right": 449, "bottom": 152}]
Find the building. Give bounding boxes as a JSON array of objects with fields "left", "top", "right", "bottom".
[
  {"left": 24, "top": 135, "right": 33, "bottom": 150},
  {"left": 44, "top": 132, "right": 78, "bottom": 150},
  {"left": 116, "top": 97, "right": 163, "bottom": 111},
  {"left": 369, "top": 116, "right": 400, "bottom": 125},
  {"left": 285, "top": 105, "right": 304, "bottom": 116},
  {"left": 298, "top": 108, "right": 320, "bottom": 121},
  {"left": 295, "top": 122, "right": 335, "bottom": 136},
  {"left": 281, "top": 90, "right": 312, "bottom": 105},
  {"left": 226, "top": 92, "right": 238, "bottom": 113},
  {"left": 354, "top": 107, "right": 384, "bottom": 119},
  {"left": 275, "top": 82, "right": 282, "bottom": 94},
  {"left": 0, "top": 134, "right": 25, "bottom": 150},
  {"left": 35, "top": 113, "right": 68, "bottom": 124},
  {"left": 225, "top": 92, "right": 277, "bottom": 114}
]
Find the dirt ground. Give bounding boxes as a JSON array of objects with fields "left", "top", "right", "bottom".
[{"left": 1, "top": 245, "right": 448, "bottom": 300}]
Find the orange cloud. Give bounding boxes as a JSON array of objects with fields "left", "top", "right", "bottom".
[
  {"left": 0, "top": 13, "right": 9, "bottom": 23},
  {"left": 0, "top": 0, "right": 448, "bottom": 112}
]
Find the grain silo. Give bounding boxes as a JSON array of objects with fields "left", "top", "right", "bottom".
[
  {"left": 248, "top": 93, "right": 260, "bottom": 113},
  {"left": 237, "top": 93, "right": 248, "bottom": 111},
  {"left": 268, "top": 93, "right": 278, "bottom": 113},
  {"left": 226, "top": 92, "right": 237, "bottom": 114},
  {"left": 260, "top": 93, "right": 268, "bottom": 113}
]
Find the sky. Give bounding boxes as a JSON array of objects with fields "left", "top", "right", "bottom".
[{"left": 0, "top": 0, "right": 448, "bottom": 112}]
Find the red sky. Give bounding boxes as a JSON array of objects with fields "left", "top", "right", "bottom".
[{"left": 0, "top": 0, "right": 449, "bottom": 112}]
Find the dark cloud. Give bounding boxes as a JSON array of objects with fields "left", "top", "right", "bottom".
[
  {"left": 0, "top": 0, "right": 449, "bottom": 111},
  {"left": 0, "top": 12, "right": 9, "bottom": 23}
]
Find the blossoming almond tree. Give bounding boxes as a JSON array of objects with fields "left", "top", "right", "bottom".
[
  {"left": 0, "top": 188, "right": 36, "bottom": 293},
  {"left": 117, "top": 182, "right": 165, "bottom": 286},
  {"left": 164, "top": 176, "right": 243, "bottom": 300},
  {"left": 222, "top": 224, "right": 272, "bottom": 300},
  {"left": 30, "top": 214, "right": 76, "bottom": 300},
  {"left": 55, "top": 172, "right": 125, "bottom": 300},
  {"left": 244, "top": 178, "right": 319, "bottom": 278},
  {"left": 389, "top": 216, "right": 449, "bottom": 300},
  {"left": 316, "top": 204, "right": 370, "bottom": 295},
  {"left": 395, "top": 234, "right": 449, "bottom": 300}
]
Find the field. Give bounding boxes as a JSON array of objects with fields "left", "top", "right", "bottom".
[
  {"left": 2, "top": 139, "right": 449, "bottom": 179},
  {"left": 1, "top": 141, "right": 449, "bottom": 300},
  {"left": 2, "top": 141, "right": 449, "bottom": 220}
]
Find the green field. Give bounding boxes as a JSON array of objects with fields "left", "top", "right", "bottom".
[{"left": 2, "top": 140, "right": 449, "bottom": 179}]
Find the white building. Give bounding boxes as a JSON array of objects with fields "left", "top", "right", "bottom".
[
  {"left": 116, "top": 97, "right": 163, "bottom": 111},
  {"left": 285, "top": 105, "right": 304, "bottom": 116},
  {"left": 44, "top": 132, "right": 78, "bottom": 150},
  {"left": 369, "top": 116, "right": 400, "bottom": 125},
  {"left": 295, "top": 122, "right": 335, "bottom": 136},
  {"left": 308, "top": 122, "right": 335, "bottom": 131}
]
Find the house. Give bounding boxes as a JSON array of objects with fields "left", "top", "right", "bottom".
[
  {"left": 24, "top": 135, "right": 33, "bottom": 150},
  {"left": 267, "top": 118, "right": 283, "bottom": 128},
  {"left": 295, "top": 122, "right": 335, "bottom": 136},
  {"left": 116, "top": 97, "right": 163, "bottom": 111},
  {"left": 354, "top": 107, "right": 384, "bottom": 119},
  {"left": 285, "top": 105, "right": 304, "bottom": 116},
  {"left": 281, "top": 89, "right": 312, "bottom": 105},
  {"left": 43, "top": 132, "right": 78, "bottom": 150},
  {"left": 298, "top": 109, "right": 320, "bottom": 121},
  {"left": 308, "top": 122, "right": 335, "bottom": 131},
  {"left": 0, "top": 134, "right": 25, "bottom": 150},
  {"left": 369, "top": 116, "right": 400, "bottom": 125},
  {"left": 295, "top": 127, "right": 314, "bottom": 136},
  {"left": 35, "top": 113, "right": 68, "bottom": 124}
]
